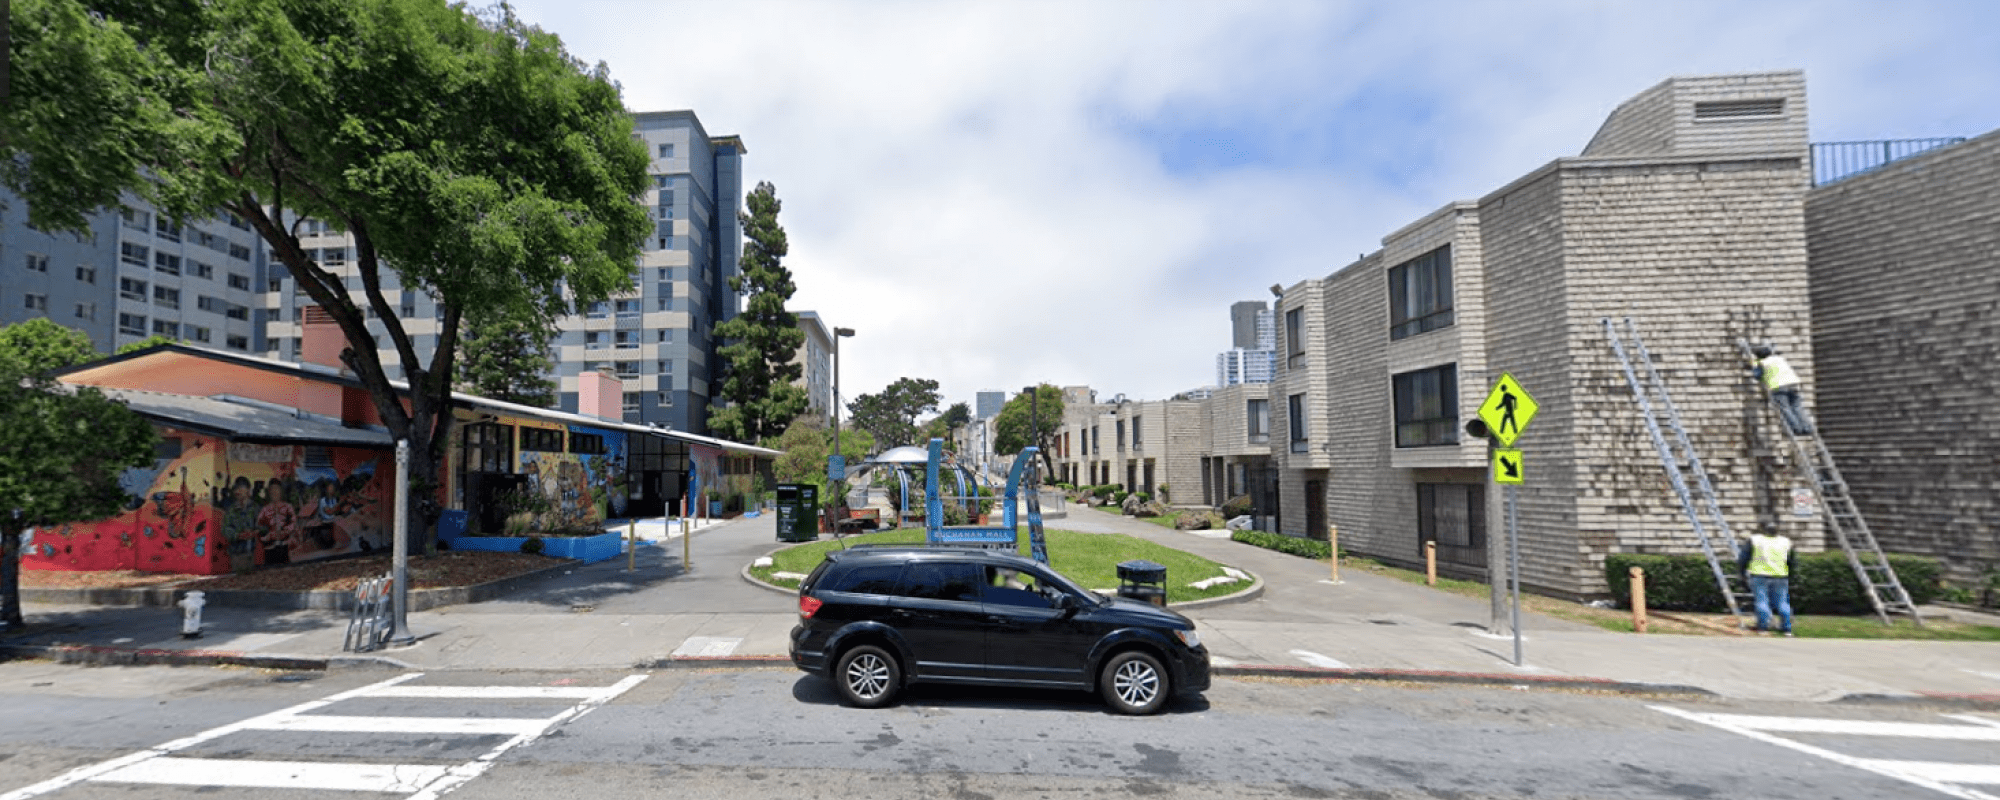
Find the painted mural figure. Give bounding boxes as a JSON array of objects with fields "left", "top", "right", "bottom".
[
  {"left": 222, "top": 477, "right": 259, "bottom": 573},
  {"left": 256, "top": 481, "right": 300, "bottom": 565}
]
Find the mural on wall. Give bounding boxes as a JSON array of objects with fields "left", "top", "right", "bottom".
[
  {"left": 513, "top": 423, "right": 628, "bottom": 532},
  {"left": 690, "top": 443, "right": 722, "bottom": 513},
  {"left": 23, "top": 428, "right": 395, "bottom": 576}
]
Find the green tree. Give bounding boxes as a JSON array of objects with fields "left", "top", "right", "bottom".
[
  {"left": 994, "top": 384, "right": 1064, "bottom": 478},
  {"left": 919, "top": 402, "right": 971, "bottom": 453},
  {"left": 0, "top": 318, "right": 99, "bottom": 375},
  {"left": 847, "top": 377, "right": 940, "bottom": 450},
  {"left": 710, "top": 181, "right": 807, "bottom": 443},
  {"left": 116, "top": 335, "right": 180, "bottom": 355},
  {"left": 5, "top": 0, "right": 652, "bottom": 551},
  {"left": 456, "top": 309, "right": 557, "bottom": 407},
  {"left": 768, "top": 416, "right": 875, "bottom": 507},
  {"left": 0, "top": 320, "right": 157, "bottom": 628}
]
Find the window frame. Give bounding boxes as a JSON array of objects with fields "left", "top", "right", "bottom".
[
  {"left": 1288, "top": 393, "right": 1308, "bottom": 453},
  {"left": 1388, "top": 245, "right": 1454, "bottom": 340},
  {"left": 1247, "top": 398, "right": 1270, "bottom": 444},
  {"left": 1392, "top": 364, "right": 1459, "bottom": 448},
  {"left": 1284, "top": 307, "right": 1305, "bottom": 368}
]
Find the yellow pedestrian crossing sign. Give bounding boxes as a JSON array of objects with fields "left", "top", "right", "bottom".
[
  {"left": 1494, "top": 449, "right": 1524, "bottom": 484},
  {"left": 1478, "top": 373, "right": 1537, "bottom": 447}
]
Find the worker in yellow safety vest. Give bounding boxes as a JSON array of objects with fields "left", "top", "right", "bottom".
[
  {"left": 1749, "top": 344, "right": 1815, "bottom": 436},
  {"left": 1736, "top": 530, "right": 1797, "bottom": 636}
]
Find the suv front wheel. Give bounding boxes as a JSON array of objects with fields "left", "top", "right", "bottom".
[
  {"left": 835, "top": 644, "right": 901, "bottom": 708},
  {"left": 1100, "top": 651, "right": 1170, "bottom": 715}
]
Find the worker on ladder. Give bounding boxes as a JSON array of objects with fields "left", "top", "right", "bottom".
[{"left": 1749, "top": 344, "right": 1815, "bottom": 436}]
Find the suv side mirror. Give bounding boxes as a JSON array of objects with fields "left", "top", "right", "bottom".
[{"left": 1051, "top": 592, "right": 1079, "bottom": 615}]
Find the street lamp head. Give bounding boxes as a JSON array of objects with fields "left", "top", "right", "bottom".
[{"left": 834, "top": 327, "right": 856, "bottom": 338}]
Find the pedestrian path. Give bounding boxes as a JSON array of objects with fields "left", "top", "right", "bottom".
[
  {"left": 1653, "top": 705, "right": 2000, "bottom": 799},
  {"left": 0, "top": 673, "right": 645, "bottom": 800}
]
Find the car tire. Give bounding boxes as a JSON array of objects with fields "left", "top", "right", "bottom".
[
  {"left": 835, "top": 644, "right": 901, "bottom": 709},
  {"left": 1100, "top": 650, "right": 1170, "bottom": 715}
]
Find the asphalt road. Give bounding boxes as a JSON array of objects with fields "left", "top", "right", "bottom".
[{"left": 4, "top": 661, "right": 1994, "bottom": 800}]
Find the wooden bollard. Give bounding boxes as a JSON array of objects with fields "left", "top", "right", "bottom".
[
  {"left": 1328, "top": 524, "right": 1340, "bottom": 584},
  {"left": 1425, "top": 541, "right": 1437, "bottom": 586},
  {"left": 627, "top": 518, "right": 637, "bottom": 571},
  {"left": 1630, "top": 566, "right": 1648, "bottom": 634}
]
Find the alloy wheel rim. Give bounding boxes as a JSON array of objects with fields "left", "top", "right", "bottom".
[
  {"left": 1114, "top": 660, "right": 1160, "bottom": 706},
  {"left": 847, "top": 654, "right": 890, "bottom": 699}
]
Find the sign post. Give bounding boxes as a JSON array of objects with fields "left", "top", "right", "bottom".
[{"left": 1477, "top": 374, "right": 1538, "bottom": 667}]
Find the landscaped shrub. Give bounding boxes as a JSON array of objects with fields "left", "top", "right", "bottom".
[
  {"left": 1220, "top": 494, "right": 1253, "bottom": 519},
  {"left": 520, "top": 536, "right": 545, "bottom": 555},
  {"left": 1231, "top": 529, "right": 1332, "bottom": 560},
  {"left": 1603, "top": 551, "right": 1942, "bottom": 613},
  {"left": 1092, "top": 485, "right": 1117, "bottom": 500}
]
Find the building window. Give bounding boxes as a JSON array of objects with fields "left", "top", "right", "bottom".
[
  {"left": 400, "top": 303, "right": 415, "bottom": 318},
  {"left": 1288, "top": 393, "right": 1308, "bottom": 452},
  {"left": 74, "top": 302, "right": 95, "bottom": 321},
  {"left": 657, "top": 143, "right": 674, "bottom": 159},
  {"left": 615, "top": 299, "right": 641, "bottom": 318},
  {"left": 228, "top": 243, "right": 251, "bottom": 261},
  {"left": 1132, "top": 416, "right": 1143, "bottom": 447},
  {"left": 153, "top": 286, "right": 180, "bottom": 309},
  {"left": 614, "top": 361, "right": 640, "bottom": 378},
  {"left": 154, "top": 217, "right": 181, "bottom": 242},
  {"left": 1417, "top": 483, "right": 1486, "bottom": 567},
  {"left": 75, "top": 265, "right": 96, "bottom": 284},
  {"left": 653, "top": 175, "right": 670, "bottom": 189},
  {"left": 1389, "top": 245, "right": 1453, "bottom": 340},
  {"left": 1392, "top": 364, "right": 1458, "bottom": 448},
  {"left": 614, "top": 330, "right": 640, "bottom": 349},
  {"left": 585, "top": 331, "right": 605, "bottom": 348},
  {"left": 520, "top": 427, "right": 564, "bottom": 453},
  {"left": 189, "top": 326, "right": 211, "bottom": 343},
  {"left": 121, "top": 243, "right": 149, "bottom": 268},
  {"left": 151, "top": 319, "right": 179, "bottom": 337},
  {"left": 1285, "top": 307, "right": 1305, "bottom": 368},
  {"left": 120, "top": 278, "right": 148, "bottom": 301},
  {"left": 227, "top": 273, "right": 250, "bottom": 291},
  {"left": 1116, "top": 420, "right": 1125, "bottom": 449},
  {"left": 623, "top": 391, "right": 641, "bottom": 415},
  {"left": 154, "top": 251, "right": 181, "bottom": 275},
  {"left": 586, "top": 301, "right": 609, "bottom": 319},
  {"left": 657, "top": 329, "right": 673, "bottom": 343},
  {"left": 25, "top": 253, "right": 48, "bottom": 272},
  {"left": 118, "top": 313, "right": 147, "bottom": 336},
  {"left": 226, "top": 334, "right": 248, "bottom": 350},
  {"left": 1247, "top": 398, "right": 1269, "bottom": 444},
  {"left": 190, "top": 260, "right": 213, "bottom": 279},
  {"left": 225, "top": 302, "right": 249, "bottom": 321},
  {"left": 122, "top": 207, "right": 151, "bottom": 229},
  {"left": 24, "top": 293, "right": 49, "bottom": 312},
  {"left": 569, "top": 432, "right": 607, "bottom": 455}
]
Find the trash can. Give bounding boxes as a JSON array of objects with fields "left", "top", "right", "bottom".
[
  {"left": 1116, "top": 559, "right": 1167, "bottom": 607},
  {"left": 775, "top": 484, "right": 819, "bottom": 542}
]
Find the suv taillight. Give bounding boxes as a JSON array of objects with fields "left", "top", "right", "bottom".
[{"left": 799, "top": 595, "right": 823, "bottom": 619}]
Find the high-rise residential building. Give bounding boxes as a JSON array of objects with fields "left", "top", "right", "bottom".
[
  {"left": 794, "top": 310, "right": 835, "bottom": 419},
  {"left": 2, "top": 189, "right": 268, "bottom": 357},
  {"left": 1215, "top": 301, "right": 1277, "bottom": 386},
  {"left": 975, "top": 390, "right": 1005, "bottom": 419},
  {"left": 1228, "top": 300, "right": 1269, "bottom": 349}
]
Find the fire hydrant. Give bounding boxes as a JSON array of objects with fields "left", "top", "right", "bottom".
[{"left": 178, "top": 590, "right": 205, "bottom": 639}]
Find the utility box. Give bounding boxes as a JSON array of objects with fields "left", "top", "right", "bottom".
[
  {"left": 775, "top": 484, "right": 820, "bottom": 542},
  {"left": 1116, "top": 559, "right": 1167, "bottom": 607}
]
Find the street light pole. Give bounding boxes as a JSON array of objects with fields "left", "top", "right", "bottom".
[{"left": 832, "top": 327, "right": 856, "bottom": 503}]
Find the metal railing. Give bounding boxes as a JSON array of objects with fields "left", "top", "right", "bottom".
[{"left": 1812, "top": 138, "right": 1966, "bottom": 186}]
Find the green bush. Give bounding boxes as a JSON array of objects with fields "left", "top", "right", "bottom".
[
  {"left": 520, "top": 536, "right": 545, "bottom": 555},
  {"left": 1111, "top": 490, "right": 1130, "bottom": 505},
  {"left": 1132, "top": 491, "right": 1150, "bottom": 505},
  {"left": 1092, "top": 485, "right": 1117, "bottom": 499},
  {"left": 1231, "top": 529, "right": 1331, "bottom": 560},
  {"left": 1220, "top": 494, "right": 1253, "bottom": 518},
  {"left": 1604, "top": 551, "right": 1942, "bottom": 613}
]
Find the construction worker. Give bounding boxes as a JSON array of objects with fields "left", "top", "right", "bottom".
[
  {"left": 1736, "top": 529, "right": 1798, "bottom": 636},
  {"left": 1750, "top": 344, "right": 1815, "bottom": 436}
]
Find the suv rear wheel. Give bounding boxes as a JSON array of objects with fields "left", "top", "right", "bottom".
[
  {"left": 835, "top": 644, "right": 901, "bottom": 708},
  {"left": 1100, "top": 651, "right": 1169, "bottom": 715}
]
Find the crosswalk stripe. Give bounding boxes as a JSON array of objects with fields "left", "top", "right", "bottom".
[
  {"left": 672, "top": 636, "right": 743, "bottom": 657},
  {"left": 1683, "top": 712, "right": 2000, "bottom": 741},
  {"left": 1289, "top": 649, "right": 1349, "bottom": 669},
  {"left": 92, "top": 758, "right": 451, "bottom": 793},
  {"left": 364, "top": 686, "right": 611, "bottom": 700},
  {"left": 1849, "top": 759, "right": 2000, "bottom": 787},
  {"left": 247, "top": 714, "right": 550, "bottom": 737},
  {"left": 404, "top": 674, "right": 647, "bottom": 800},
  {"left": 1652, "top": 706, "right": 2000, "bottom": 800}
]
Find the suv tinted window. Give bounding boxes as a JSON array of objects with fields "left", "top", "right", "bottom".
[
  {"left": 896, "top": 561, "right": 982, "bottom": 602},
  {"left": 982, "top": 565, "right": 1053, "bottom": 608},
  {"left": 825, "top": 564, "right": 903, "bottom": 595}
]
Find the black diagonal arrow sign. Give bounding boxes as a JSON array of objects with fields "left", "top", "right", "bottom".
[{"left": 1494, "top": 448, "right": 1524, "bottom": 485}]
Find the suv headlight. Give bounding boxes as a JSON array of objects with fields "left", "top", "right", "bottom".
[{"left": 1174, "top": 629, "right": 1201, "bottom": 649}]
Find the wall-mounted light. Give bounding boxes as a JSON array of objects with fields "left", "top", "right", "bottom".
[{"left": 1269, "top": 283, "right": 1284, "bottom": 298}]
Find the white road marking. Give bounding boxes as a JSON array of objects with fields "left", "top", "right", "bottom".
[
  {"left": 1945, "top": 714, "right": 2000, "bottom": 730},
  {"left": 1289, "top": 649, "right": 1349, "bottom": 669},
  {"left": 0, "top": 672, "right": 648, "bottom": 800},
  {"left": 1653, "top": 705, "right": 2000, "bottom": 800},
  {"left": 1681, "top": 712, "right": 2000, "bottom": 741},
  {"left": 673, "top": 636, "right": 743, "bottom": 657},
  {"left": 94, "top": 758, "right": 450, "bottom": 793},
  {"left": 1963, "top": 669, "right": 2000, "bottom": 683}
]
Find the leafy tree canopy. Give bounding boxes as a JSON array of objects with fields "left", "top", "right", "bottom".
[
  {"left": 993, "top": 384, "right": 1064, "bottom": 478},
  {"left": 847, "top": 377, "right": 940, "bottom": 451},
  {"left": 456, "top": 308, "right": 557, "bottom": 407},
  {"left": 919, "top": 402, "right": 971, "bottom": 453},
  {"left": 768, "top": 416, "right": 875, "bottom": 508},
  {"left": 5, "top": 0, "right": 653, "bottom": 549},
  {"left": 710, "top": 181, "right": 807, "bottom": 443},
  {"left": 0, "top": 319, "right": 157, "bottom": 627},
  {"left": 116, "top": 335, "right": 180, "bottom": 355}
]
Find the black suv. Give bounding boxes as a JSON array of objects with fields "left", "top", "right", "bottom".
[{"left": 789, "top": 546, "right": 1209, "bottom": 715}]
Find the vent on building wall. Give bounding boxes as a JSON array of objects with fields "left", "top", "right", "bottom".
[{"left": 1694, "top": 98, "right": 1784, "bottom": 122}]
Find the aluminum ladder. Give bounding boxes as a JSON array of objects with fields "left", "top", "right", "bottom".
[
  {"left": 1738, "top": 340, "right": 1921, "bottom": 626},
  {"left": 1605, "top": 318, "right": 1754, "bottom": 625}
]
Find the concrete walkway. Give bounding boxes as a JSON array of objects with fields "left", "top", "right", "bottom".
[{"left": 6, "top": 507, "right": 1999, "bottom": 706}]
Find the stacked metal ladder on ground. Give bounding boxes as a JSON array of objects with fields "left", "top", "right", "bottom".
[
  {"left": 1737, "top": 339, "right": 1922, "bottom": 626},
  {"left": 1604, "top": 318, "right": 1755, "bottom": 626}
]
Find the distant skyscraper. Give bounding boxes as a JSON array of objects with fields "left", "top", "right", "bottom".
[
  {"left": 976, "top": 390, "right": 1005, "bottom": 419},
  {"left": 1216, "top": 301, "right": 1276, "bottom": 385}
]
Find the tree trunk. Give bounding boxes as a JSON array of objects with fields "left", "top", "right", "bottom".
[{"left": 1, "top": 522, "right": 23, "bottom": 628}]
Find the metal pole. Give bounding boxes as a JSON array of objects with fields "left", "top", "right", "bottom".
[
  {"left": 1509, "top": 484, "right": 1522, "bottom": 667},
  {"left": 389, "top": 439, "right": 413, "bottom": 645}
]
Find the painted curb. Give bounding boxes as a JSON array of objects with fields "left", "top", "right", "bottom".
[
  {"left": 1211, "top": 663, "right": 1715, "bottom": 696},
  {"left": 1832, "top": 692, "right": 2000, "bottom": 711},
  {"left": 21, "top": 561, "right": 577, "bottom": 612}
]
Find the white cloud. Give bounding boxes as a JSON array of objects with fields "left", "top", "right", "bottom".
[{"left": 507, "top": 0, "right": 2000, "bottom": 411}]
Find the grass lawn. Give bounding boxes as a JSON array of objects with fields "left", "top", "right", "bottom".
[
  {"left": 1347, "top": 556, "right": 2000, "bottom": 641},
  {"left": 749, "top": 528, "right": 1248, "bottom": 604}
]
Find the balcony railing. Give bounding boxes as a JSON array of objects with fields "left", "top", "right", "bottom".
[{"left": 1812, "top": 138, "right": 1966, "bottom": 187}]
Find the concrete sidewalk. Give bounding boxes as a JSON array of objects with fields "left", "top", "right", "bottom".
[{"left": 6, "top": 507, "right": 1999, "bottom": 706}]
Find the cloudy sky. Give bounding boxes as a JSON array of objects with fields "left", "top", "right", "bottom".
[{"left": 504, "top": 0, "right": 2000, "bottom": 412}]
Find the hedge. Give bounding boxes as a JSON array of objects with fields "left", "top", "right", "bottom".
[
  {"left": 1231, "top": 529, "right": 1332, "bottom": 560},
  {"left": 1604, "top": 552, "right": 1941, "bottom": 614}
]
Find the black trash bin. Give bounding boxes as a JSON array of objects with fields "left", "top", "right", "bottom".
[{"left": 1116, "top": 559, "right": 1167, "bottom": 607}]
